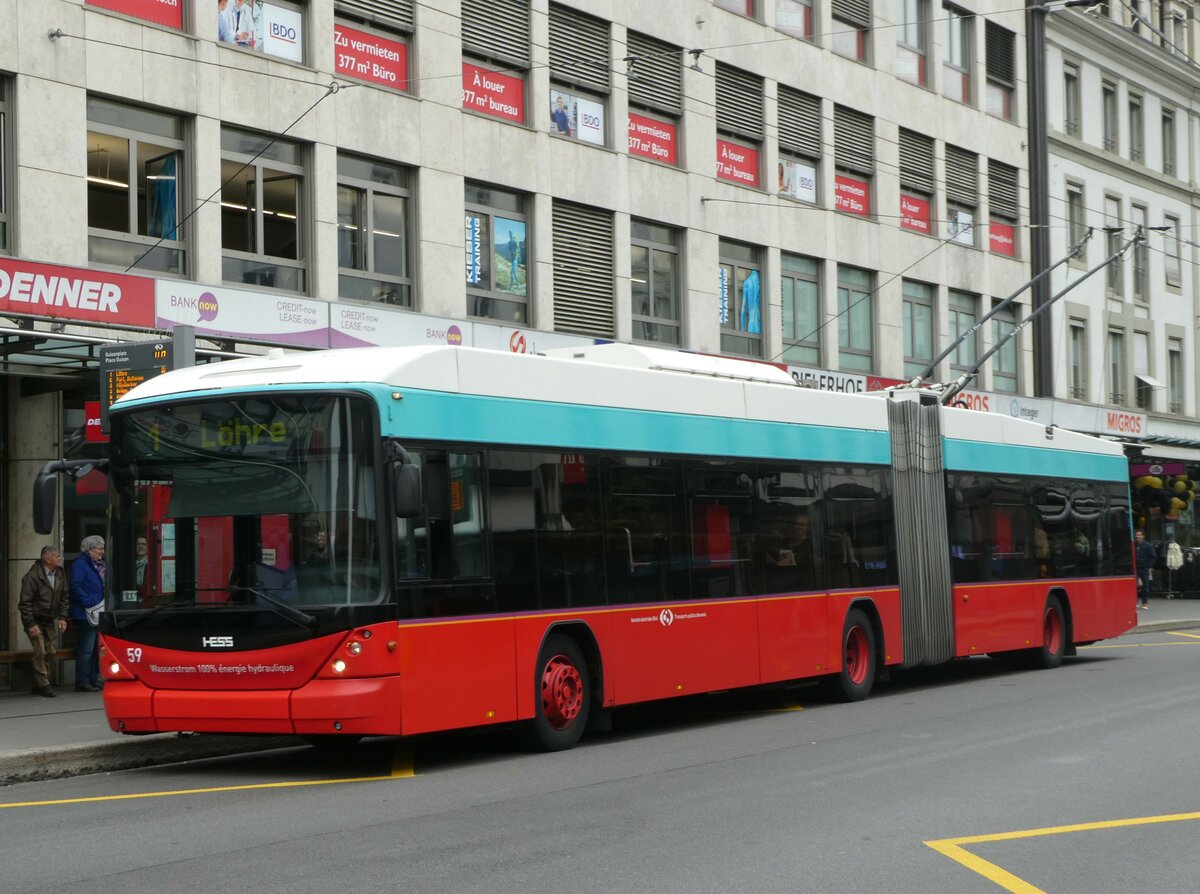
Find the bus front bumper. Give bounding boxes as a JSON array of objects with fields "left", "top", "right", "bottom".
[{"left": 103, "top": 676, "right": 404, "bottom": 737}]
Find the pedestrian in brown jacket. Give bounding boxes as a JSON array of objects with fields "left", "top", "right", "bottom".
[{"left": 18, "top": 546, "right": 68, "bottom": 697}]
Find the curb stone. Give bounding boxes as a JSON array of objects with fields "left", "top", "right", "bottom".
[{"left": 1, "top": 734, "right": 303, "bottom": 786}]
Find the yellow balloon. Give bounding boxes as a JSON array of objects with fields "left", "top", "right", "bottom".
[
  {"left": 1135, "top": 476, "right": 1153, "bottom": 489},
  {"left": 1175, "top": 481, "right": 1188, "bottom": 493}
]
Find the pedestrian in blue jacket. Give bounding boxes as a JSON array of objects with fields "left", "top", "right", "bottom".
[{"left": 69, "top": 535, "right": 106, "bottom": 691}]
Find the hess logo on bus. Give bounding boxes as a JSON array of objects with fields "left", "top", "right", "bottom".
[{"left": 202, "top": 636, "right": 234, "bottom": 648}]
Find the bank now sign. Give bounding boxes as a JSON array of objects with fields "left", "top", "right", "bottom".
[{"left": 0, "top": 258, "right": 156, "bottom": 327}]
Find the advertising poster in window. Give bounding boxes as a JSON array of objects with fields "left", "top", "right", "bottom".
[
  {"left": 493, "top": 219, "right": 527, "bottom": 297},
  {"left": 549, "top": 90, "right": 605, "bottom": 146},
  {"left": 718, "top": 267, "right": 730, "bottom": 325},
  {"left": 334, "top": 24, "right": 408, "bottom": 91},
  {"left": 989, "top": 220, "right": 1016, "bottom": 256},
  {"left": 88, "top": 0, "right": 183, "bottom": 29},
  {"left": 716, "top": 139, "right": 760, "bottom": 187},
  {"left": 947, "top": 209, "right": 975, "bottom": 245},
  {"left": 217, "top": 1, "right": 302, "bottom": 64},
  {"left": 778, "top": 158, "right": 817, "bottom": 203},
  {"left": 834, "top": 175, "right": 870, "bottom": 216},
  {"left": 465, "top": 214, "right": 484, "bottom": 284},
  {"left": 462, "top": 62, "right": 525, "bottom": 123},
  {"left": 627, "top": 113, "right": 678, "bottom": 165},
  {"left": 900, "top": 193, "right": 931, "bottom": 233}
]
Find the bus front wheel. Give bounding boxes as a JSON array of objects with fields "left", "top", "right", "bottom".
[
  {"left": 833, "top": 608, "right": 877, "bottom": 702},
  {"left": 529, "top": 633, "right": 591, "bottom": 751}
]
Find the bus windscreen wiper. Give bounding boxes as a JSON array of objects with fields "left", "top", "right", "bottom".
[{"left": 232, "top": 586, "right": 318, "bottom": 630}]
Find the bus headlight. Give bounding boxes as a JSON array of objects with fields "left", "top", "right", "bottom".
[
  {"left": 332, "top": 659, "right": 346, "bottom": 674},
  {"left": 110, "top": 662, "right": 120, "bottom": 675}
]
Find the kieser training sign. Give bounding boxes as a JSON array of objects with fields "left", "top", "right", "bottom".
[{"left": 0, "top": 258, "right": 156, "bottom": 327}]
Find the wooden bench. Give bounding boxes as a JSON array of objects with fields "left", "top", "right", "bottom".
[{"left": 0, "top": 648, "right": 76, "bottom": 689}]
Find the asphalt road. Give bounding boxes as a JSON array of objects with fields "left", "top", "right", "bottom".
[{"left": 3, "top": 628, "right": 1198, "bottom": 894}]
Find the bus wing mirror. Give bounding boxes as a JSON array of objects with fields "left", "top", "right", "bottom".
[
  {"left": 393, "top": 463, "right": 422, "bottom": 518},
  {"left": 32, "top": 461, "right": 67, "bottom": 535}
]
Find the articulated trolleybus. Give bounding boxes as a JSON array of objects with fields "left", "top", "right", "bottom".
[{"left": 63, "top": 344, "right": 1136, "bottom": 750}]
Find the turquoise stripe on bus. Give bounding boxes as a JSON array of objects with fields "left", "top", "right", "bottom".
[
  {"left": 377, "top": 387, "right": 892, "bottom": 464},
  {"left": 115, "top": 382, "right": 891, "bottom": 464},
  {"left": 943, "top": 438, "right": 1127, "bottom": 482}
]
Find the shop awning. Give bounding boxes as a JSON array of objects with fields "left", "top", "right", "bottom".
[{"left": 1136, "top": 373, "right": 1168, "bottom": 389}]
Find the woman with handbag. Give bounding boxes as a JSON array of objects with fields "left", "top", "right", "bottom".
[{"left": 69, "top": 535, "right": 106, "bottom": 692}]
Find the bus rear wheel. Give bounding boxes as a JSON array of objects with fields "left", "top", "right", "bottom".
[
  {"left": 1030, "top": 595, "right": 1067, "bottom": 670},
  {"left": 529, "top": 633, "right": 590, "bottom": 751},
  {"left": 833, "top": 608, "right": 877, "bottom": 702}
]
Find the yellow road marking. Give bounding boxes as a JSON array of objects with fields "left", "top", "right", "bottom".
[
  {"left": 1081, "top": 641, "right": 1197, "bottom": 649},
  {"left": 926, "top": 811, "right": 1200, "bottom": 893},
  {"left": 1169, "top": 630, "right": 1200, "bottom": 641},
  {"left": 2, "top": 742, "right": 421, "bottom": 811}
]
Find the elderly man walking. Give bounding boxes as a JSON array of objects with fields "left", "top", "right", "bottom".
[{"left": 18, "top": 546, "right": 69, "bottom": 697}]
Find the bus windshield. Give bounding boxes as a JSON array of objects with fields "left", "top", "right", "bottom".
[{"left": 108, "top": 393, "right": 381, "bottom": 612}]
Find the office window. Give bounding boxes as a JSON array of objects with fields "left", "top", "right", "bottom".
[
  {"left": 465, "top": 182, "right": 528, "bottom": 323},
  {"left": 1101, "top": 82, "right": 1117, "bottom": 151},
  {"left": 902, "top": 280, "right": 934, "bottom": 378},
  {"left": 945, "top": 145, "right": 978, "bottom": 247},
  {"left": 1104, "top": 196, "right": 1123, "bottom": 297},
  {"left": 899, "top": 128, "right": 934, "bottom": 233},
  {"left": 992, "top": 304, "right": 1018, "bottom": 393},
  {"left": 896, "top": 0, "right": 928, "bottom": 86},
  {"left": 86, "top": 98, "right": 185, "bottom": 276},
  {"left": 217, "top": 0, "right": 307, "bottom": 64},
  {"left": 781, "top": 253, "right": 820, "bottom": 365},
  {"left": 0, "top": 78, "right": 9, "bottom": 252},
  {"left": 714, "top": 0, "right": 758, "bottom": 16},
  {"left": 987, "top": 159, "right": 1019, "bottom": 257},
  {"left": 1128, "top": 94, "right": 1143, "bottom": 160},
  {"left": 1164, "top": 214, "right": 1181, "bottom": 286},
  {"left": 221, "top": 127, "right": 305, "bottom": 291},
  {"left": 834, "top": 105, "right": 874, "bottom": 216},
  {"left": 948, "top": 290, "right": 977, "bottom": 371},
  {"left": 943, "top": 4, "right": 971, "bottom": 104},
  {"left": 1168, "top": 337, "right": 1183, "bottom": 413},
  {"left": 1162, "top": 109, "right": 1176, "bottom": 175},
  {"left": 1063, "top": 62, "right": 1079, "bottom": 135},
  {"left": 549, "top": 4, "right": 610, "bottom": 147},
  {"left": 462, "top": 0, "right": 531, "bottom": 123},
  {"left": 715, "top": 63, "right": 764, "bottom": 188},
  {"left": 631, "top": 220, "right": 681, "bottom": 346},
  {"left": 985, "top": 22, "right": 1015, "bottom": 120},
  {"left": 1134, "top": 331, "right": 1153, "bottom": 410},
  {"left": 1108, "top": 328, "right": 1126, "bottom": 405},
  {"left": 777, "top": 86, "right": 821, "bottom": 204},
  {"left": 334, "top": 1, "right": 414, "bottom": 91},
  {"left": 777, "top": 0, "right": 814, "bottom": 39},
  {"left": 1069, "top": 319, "right": 1087, "bottom": 400},
  {"left": 719, "top": 239, "right": 763, "bottom": 358},
  {"left": 831, "top": 0, "right": 872, "bottom": 62},
  {"left": 837, "top": 264, "right": 874, "bottom": 372},
  {"left": 1131, "top": 204, "right": 1148, "bottom": 302},
  {"left": 1067, "top": 182, "right": 1086, "bottom": 260},
  {"left": 337, "top": 154, "right": 411, "bottom": 307},
  {"left": 626, "top": 31, "right": 683, "bottom": 166},
  {"left": 553, "top": 200, "right": 614, "bottom": 338}
]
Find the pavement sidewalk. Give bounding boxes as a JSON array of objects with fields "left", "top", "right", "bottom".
[{"left": 3, "top": 594, "right": 1199, "bottom": 786}]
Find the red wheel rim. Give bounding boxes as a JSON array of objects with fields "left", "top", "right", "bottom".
[
  {"left": 844, "top": 626, "right": 869, "bottom": 686},
  {"left": 540, "top": 654, "right": 584, "bottom": 730},
  {"left": 1044, "top": 607, "right": 1063, "bottom": 655}
]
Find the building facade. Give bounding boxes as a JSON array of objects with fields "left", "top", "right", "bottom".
[
  {"left": 1045, "top": 1, "right": 1200, "bottom": 557},
  {"left": 1, "top": 0, "right": 1036, "bottom": 661}
]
